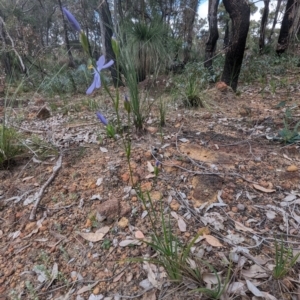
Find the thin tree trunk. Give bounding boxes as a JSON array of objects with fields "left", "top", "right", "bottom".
[
  {"left": 276, "top": 0, "right": 295, "bottom": 54},
  {"left": 223, "top": 19, "right": 230, "bottom": 49},
  {"left": 204, "top": 0, "right": 220, "bottom": 69},
  {"left": 57, "top": 0, "right": 75, "bottom": 68},
  {"left": 221, "top": 0, "right": 250, "bottom": 92},
  {"left": 267, "top": 0, "right": 282, "bottom": 44},
  {"left": 259, "top": 0, "right": 270, "bottom": 53},
  {"left": 98, "top": 0, "right": 124, "bottom": 87},
  {"left": 0, "top": 16, "right": 27, "bottom": 76},
  {"left": 183, "top": 0, "right": 199, "bottom": 64},
  {"left": 290, "top": 0, "right": 300, "bottom": 42}
]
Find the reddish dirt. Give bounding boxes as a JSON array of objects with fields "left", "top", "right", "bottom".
[{"left": 1, "top": 79, "right": 300, "bottom": 299}]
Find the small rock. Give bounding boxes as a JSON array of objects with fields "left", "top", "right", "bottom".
[
  {"left": 231, "top": 207, "right": 238, "bottom": 213},
  {"left": 149, "top": 191, "right": 162, "bottom": 202},
  {"left": 145, "top": 151, "right": 152, "bottom": 159},
  {"left": 146, "top": 126, "right": 158, "bottom": 134},
  {"left": 287, "top": 165, "right": 298, "bottom": 172},
  {"left": 121, "top": 173, "right": 130, "bottom": 182},
  {"left": 36, "top": 106, "right": 51, "bottom": 119},
  {"left": 85, "top": 219, "right": 92, "bottom": 228},
  {"left": 25, "top": 222, "right": 36, "bottom": 231},
  {"left": 120, "top": 202, "right": 131, "bottom": 217},
  {"left": 141, "top": 182, "right": 152, "bottom": 192},
  {"left": 118, "top": 217, "right": 129, "bottom": 229},
  {"left": 96, "top": 198, "right": 119, "bottom": 220},
  {"left": 130, "top": 189, "right": 137, "bottom": 196},
  {"left": 135, "top": 231, "right": 145, "bottom": 239},
  {"left": 170, "top": 200, "right": 180, "bottom": 211},
  {"left": 237, "top": 204, "right": 245, "bottom": 211},
  {"left": 93, "top": 286, "right": 100, "bottom": 295},
  {"left": 216, "top": 81, "right": 228, "bottom": 92},
  {"left": 203, "top": 112, "right": 212, "bottom": 119},
  {"left": 131, "top": 196, "right": 138, "bottom": 202}
]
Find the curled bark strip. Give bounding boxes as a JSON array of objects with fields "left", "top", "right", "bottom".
[{"left": 29, "top": 155, "right": 62, "bottom": 221}]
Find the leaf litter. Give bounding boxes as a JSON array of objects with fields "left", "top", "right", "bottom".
[{"left": 1, "top": 84, "right": 300, "bottom": 299}]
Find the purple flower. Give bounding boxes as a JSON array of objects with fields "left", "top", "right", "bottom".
[
  {"left": 155, "top": 160, "right": 161, "bottom": 167},
  {"left": 96, "top": 112, "right": 108, "bottom": 126},
  {"left": 86, "top": 55, "right": 114, "bottom": 95},
  {"left": 62, "top": 7, "right": 81, "bottom": 32}
]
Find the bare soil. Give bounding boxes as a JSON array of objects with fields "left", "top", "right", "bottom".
[{"left": 1, "top": 77, "right": 300, "bottom": 299}]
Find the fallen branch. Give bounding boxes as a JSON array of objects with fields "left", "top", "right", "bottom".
[{"left": 29, "top": 155, "right": 62, "bottom": 221}]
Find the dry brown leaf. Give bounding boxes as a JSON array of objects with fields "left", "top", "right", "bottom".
[
  {"left": 171, "top": 211, "right": 179, "bottom": 220},
  {"left": 203, "top": 234, "right": 223, "bottom": 247},
  {"left": 113, "top": 271, "right": 125, "bottom": 282},
  {"left": 246, "top": 279, "right": 263, "bottom": 297},
  {"left": 178, "top": 218, "right": 186, "bottom": 232},
  {"left": 77, "top": 282, "right": 98, "bottom": 295},
  {"left": 253, "top": 184, "right": 275, "bottom": 193},
  {"left": 147, "top": 161, "right": 155, "bottom": 173},
  {"left": 22, "top": 176, "right": 34, "bottom": 182},
  {"left": 234, "top": 221, "right": 255, "bottom": 233},
  {"left": 145, "top": 174, "right": 156, "bottom": 179},
  {"left": 203, "top": 272, "right": 222, "bottom": 284},
  {"left": 76, "top": 226, "right": 110, "bottom": 242}
]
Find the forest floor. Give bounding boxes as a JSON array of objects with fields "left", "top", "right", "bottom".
[{"left": 1, "top": 73, "right": 300, "bottom": 300}]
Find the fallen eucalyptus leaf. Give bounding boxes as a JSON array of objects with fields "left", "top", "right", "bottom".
[{"left": 76, "top": 226, "right": 110, "bottom": 242}]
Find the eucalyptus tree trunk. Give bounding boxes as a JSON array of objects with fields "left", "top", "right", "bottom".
[
  {"left": 221, "top": 0, "right": 250, "bottom": 92},
  {"left": 98, "top": 0, "right": 124, "bottom": 87},
  {"left": 259, "top": 0, "right": 270, "bottom": 53},
  {"left": 204, "top": 0, "right": 220, "bottom": 69},
  {"left": 223, "top": 19, "right": 230, "bottom": 49},
  {"left": 267, "top": 0, "right": 282, "bottom": 44},
  {"left": 290, "top": 1, "right": 300, "bottom": 42},
  {"left": 182, "top": 0, "right": 199, "bottom": 64},
  {"left": 276, "top": 0, "right": 296, "bottom": 54},
  {"left": 57, "top": 0, "right": 75, "bottom": 68}
]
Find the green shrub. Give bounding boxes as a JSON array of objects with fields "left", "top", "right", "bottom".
[{"left": 0, "top": 125, "right": 23, "bottom": 166}]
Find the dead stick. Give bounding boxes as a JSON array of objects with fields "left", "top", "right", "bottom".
[{"left": 29, "top": 155, "right": 62, "bottom": 221}]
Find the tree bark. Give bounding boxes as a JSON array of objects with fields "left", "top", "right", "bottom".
[
  {"left": 221, "top": 0, "right": 250, "bottom": 92},
  {"left": 204, "top": 0, "right": 220, "bottom": 69},
  {"left": 290, "top": 0, "right": 300, "bottom": 42},
  {"left": 98, "top": 0, "right": 124, "bottom": 87},
  {"left": 259, "top": 0, "right": 270, "bottom": 53},
  {"left": 276, "top": 0, "right": 296, "bottom": 54},
  {"left": 57, "top": 0, "right": 75, "bottom": 68},
  {"left": 223, "top": 19, "right": 230, "bottom": 49},
  {"left": 182, "top": 0, "right": 199, "bottom": 64},
  {"left": 267, "top": 0, "right": 282, "bottom": 44}
]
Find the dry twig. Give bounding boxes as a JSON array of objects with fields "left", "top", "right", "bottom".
[{"left": 29, "top": 155, "right": 62, "bottom": 220}]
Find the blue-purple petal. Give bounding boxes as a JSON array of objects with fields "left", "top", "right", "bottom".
[
  {"left": 102, "top": 60, "right": 114, "bottom": 69},
  {"left": 87, "top": 56, "right": 114, "bottom": 94},
  {"left": 95, "top": 72, "right": 101, "bottom": 89},
  {"left": 97, "top": 55, "right": 105, "bottom": 70},
  {"left": 62, "top": 7, "right": 81, "bottom": 32},
  {"left": 86, "top": 78, "right": 97, "bottom": 95},
  {"left": 96, "top": 112, "right": 108, "bottom": 125}
]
